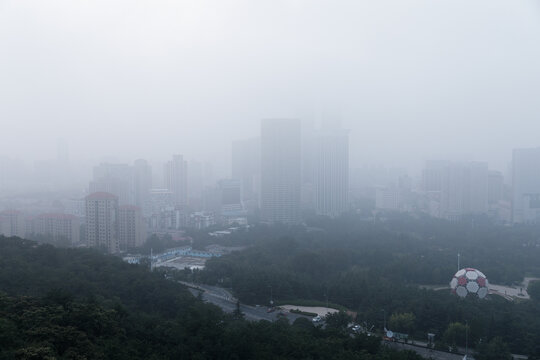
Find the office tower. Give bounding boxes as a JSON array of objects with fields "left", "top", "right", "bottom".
[
  {"left": 90, "top": 163, "right": 133, "bottom": 205},
  {"left": 260, "top": 119, "right": 302, "bottom": 224},
  {"left": 422, "top": 160, "right": 446, "bottom": 192},
  {"left": 429, "top": 161, "right": 488, "bottom": 220},
  {"left": 232, "top": 137, "right": 261, "bottom": 209},
  {"left": 164, "top": 155, "right": 188, "bottom": 207},
  {"left": 85, "top": 192, "right": 119, "bottom": 253},
  {"left": 33, "top": 214, "right": 80, "bottom": 245},
  {"left": 218, "top": 179, "right": 246, "bottom": 224},
  {"left": 314, "top": 129, "right": 349, "bottom": 217},
  {"left": 133, "top": 159, "right": 152, "bottom": 216},
  {"left": 118, "top": 205, "right": 146, "bottom": 251},
  {"left": 301, "top": 120, "right": 316, "bottom": 185},
  {"left": 512, "top": 148, "right": 540, "bottom": 223},
  {"left": 488, "top": 170, "right": 504, "bottom": 205},
  {"left": 188, "top": 161, "right": 206, "bottom": 211},
  {"left": 464, "top": 162, "right": 489, "bottom": 214},
  {"left": 0, "top": 210, "right": 25, "bottom": 238}
]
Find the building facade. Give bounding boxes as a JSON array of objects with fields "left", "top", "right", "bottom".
[
  {"left": 85, "top": 192, "right": 119, "bottom": 253},
  {"left": 260, "top": 119, "right": 302, "bottom": 224},
  {"left": 118, "top": 205, "right": 146, "bottom": 251},
  {"left": 512, "top": 148, "right": 540, "bottom": 223},
  {"left": 33, "top": 213, "right": 80, "bottom": 245},
  {"left": 314, "top": 129, "right": 349, "bottom": 217},
  {"left": 164, "top": 155, "right": 188, "bottom": 207}
]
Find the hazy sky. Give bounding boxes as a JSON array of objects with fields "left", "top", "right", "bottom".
[{"left": 1, "top": 0, "right": 539, "bottom": 174}]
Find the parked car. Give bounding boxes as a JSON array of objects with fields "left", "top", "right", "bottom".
[{"left": 312, "top": 315, "right": 322, "bottom": 323}]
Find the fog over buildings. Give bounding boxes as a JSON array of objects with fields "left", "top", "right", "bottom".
[
  {"left": 1, "top": 1, "right": 540, "bottom": 170},
  {"left": 1, "top": 1, "right": 540, "bottom": 250}
]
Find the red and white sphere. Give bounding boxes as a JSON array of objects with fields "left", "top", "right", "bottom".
[{"left": 450, "top": 268, "right": 489, "bottom": 299}]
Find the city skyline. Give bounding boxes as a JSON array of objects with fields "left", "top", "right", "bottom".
[{"left": 2, "top": 1, "right": 540, "bottom": 174}]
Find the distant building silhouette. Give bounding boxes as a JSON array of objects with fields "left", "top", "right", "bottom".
[
  {"left": 260, "top": 119, "right": 301, "bottom": 224},
  {"left": 512, "top": 148, "right": 540, "bottom": 223},
  {"left": 133, "top": 159, "right": 152, "bottom": 216},
  {"left": 314, "top": 128, "right": 349, "bottom": 217},
  {"left": 164, "top": 155, "right": 188, "bottom": 207},
  {"left": 422, "top": 161, "right": 488, "bottom": 220},
  {"left": 232, "top": 137, "right": 260, "bottom": 210},
  {"left": 90, "top": 163, "right": 133, "bottom": 205}
]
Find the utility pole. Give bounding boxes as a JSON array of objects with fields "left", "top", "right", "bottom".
[
  {"left": 382, "top": 309, "right": 386, "bottom": 331},
  {"left": 458, "top": 253, "right": 461, "bottom": 271},
  {"left": 465, "top": 320, "right": 468, "bottom": 359}
]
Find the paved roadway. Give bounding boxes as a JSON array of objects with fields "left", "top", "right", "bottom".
[
  {"left": 182, "top": 281, "right": 311, "bottom": 323},
  {"left": 182, "top": 282, "right": 486, "bottom": 360},
  {"left": 385, "top": 342, "right": 470, "bottom": 360}
]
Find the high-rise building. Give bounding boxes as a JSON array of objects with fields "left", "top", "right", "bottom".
[
  {"left": 260, "top": 119, "right": 302, "bottom": 224},
  {"left": 32, "top": 213, "right": 80, "bottom": 245},
  {"left": 232, "top": 137, "right": 260, "bottom": 209},
  {"left": 427, "top": 161, "right": 488, "bottom": 220},
  {"left": 133, "top": 159, "right": 152, "bottom": 216},
  {"left": 314, "top": 129, "right": 349, "bottom": 217},
  {"left": 85, "top": 192, "right": 119, "bottom": 253},
  {"left": 164, "top": 155, "right": 188, "bottom": 207},
  {"left": 0, "top": 210, "right": 25, "bottom": 238},
  {"left": 217, "top": 179, "right": 246, "bottom": 224},
  {"left": 488, "top": 170, "right": 504, "bottom": 205},
  {"left": 422, "top": 160, "right": 446, "bottom": 192},
  {"left": 512, "top": 148, "right": 540, "bottom": 223},
  {"left": 118, "top": 205, "right": 146, "bottom": 251}
]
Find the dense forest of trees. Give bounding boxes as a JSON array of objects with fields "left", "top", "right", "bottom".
[
  {"left": 183, "top": 214, "right": 540, "bottom": 357},
  {"left": 0, "top": 236, "right": 422, "bottom": 359}
]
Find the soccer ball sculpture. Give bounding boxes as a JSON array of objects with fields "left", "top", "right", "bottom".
[{"left": 450, "top": 268, "right": 489, "bottom": 299}]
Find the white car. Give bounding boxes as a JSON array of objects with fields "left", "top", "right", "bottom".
[{"left": 312, "top": 315, "right": 322, "bottom": 323}]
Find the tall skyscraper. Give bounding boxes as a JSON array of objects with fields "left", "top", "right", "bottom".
[
  {"left": 314, "top": 128, "right": 349, "bottom": 217},
  {"left": 260, "top": 119, "right": 302, "bottom": 224},
  {"left": 118, "top": 205, "right": 146, "bottom": 251},
  {"left": 232, "top": 137, "right": 261, "bottom": 208},
  {"left": 164, "top": 155, "right": 188, "bottom": 207},
  {"left": 85, "top": 192, "right": 119, "bottom": 253},
  {"left": 488, "top": 170, "right": 504, "bottom": 205},
  {"left": 133, "top": 159, "right": 152, "bottom": 216},
  {"left": 512, "top": 148, "right": 540, "bottom": 223}
]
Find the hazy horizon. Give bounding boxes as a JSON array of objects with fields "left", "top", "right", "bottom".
[{"left": 2, "top": 0, "right": 540, "bottom": 175}]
